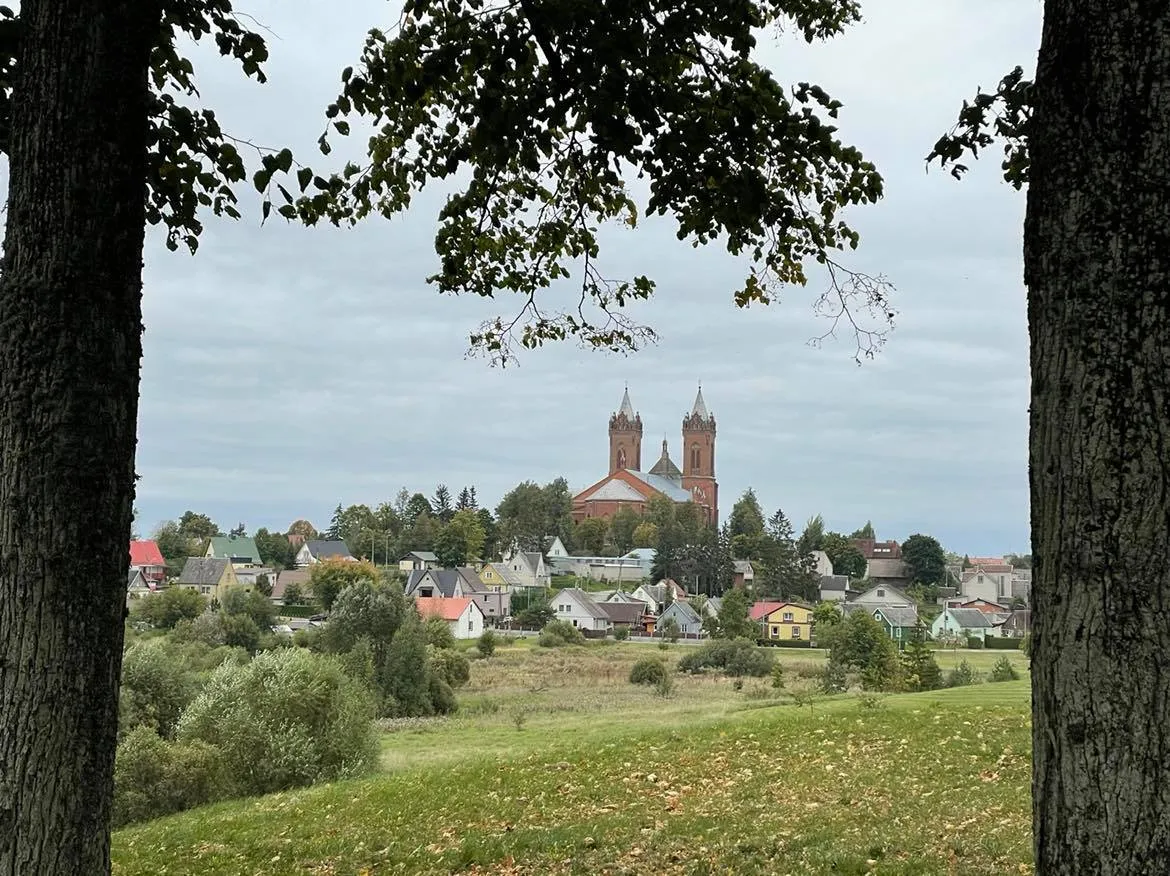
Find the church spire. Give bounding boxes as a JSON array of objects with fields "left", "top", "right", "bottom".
[
  {"left": 690, "top": 384, "right": 710, "bottom": 420},
  {"left": 619, "top": 386, "right": 635, "bottom": 418}
]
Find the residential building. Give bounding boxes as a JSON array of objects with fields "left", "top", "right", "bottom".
[
  {"left": 759, "top": 602, "right": 814, "bottom": 643},
  {"left": 962, "top": 560, "right": 1014, "bottom": 604},
  {"left": 543, "top": 536, "right": 571, "bottom": 559},
  {"left": 994, "top": 609, "right": 1032, "bottom": 638},
  {"left": 125, "top": 568, "right": 154, "bottom": 605},
  {"left": 405, "top": 567, "right": 484, "bottom": 599},
  {"left": 846, "top": 582, "right": 916, "bottom": 609},
  {"left": 870, "top": 606, "right": 920, "bottom": 647},
  {"left": 176, "top": 557, "right": 239, "bottom": 601},
  {"left": 630, "top": 580, "right": 687, "bottom": 614},
  {"left": 296, "top": 540, "right": 356, "bottom": 566},
  {"left": 818, "top": 574, "right": 856, "bottom": 603},
  {"left": 271, "top": 568, "right": 312, "bottom": 604},
  {"left": 703, "top": 596, "right": 723, "bottom": 619},
  {"left": 571, "top": 387, "right": 719, "bottom": 527},
  {"left": 414, "top": 597, "right": 485, "bottom": 640},
  {"left": 550, "top": 587, "right": 611, "bottom": 633},
  {"left": 234, "top": 566, "right": 279, "bottom": 591},
  {"left": 931, "top": 607, "right": 994, "bottom": 642},
  {"left": 498, "top": 547, "right": 550, "bottom": 588},
  {"left": 204, "top": 536, "right": 262, "bottom": 567},
  {"left": 398, "top": 551, "right": 440, "bottom": 572},
  {"left": 810, "top": 550, "right": 834, "bottom": 577},
  {"left": 852, "top": 539, "right": 909, "bottom": 585},
  {"left": 657, "top": 600, "right": 704, "bottom": 636},
  {"left": 749, "top": 601, "right": 786, "bottom": 626},
  {"left": 599, "top": 600, "right": 652, "bottom": 633},
  {"left": 479, "top": 561, "right": 523, "bottom": 590},
  {"left": 547, "top": 548, "right": 655, "bottom": 583},
  {"left": 732, "top": 560, "right": 755, "bottom": 589},
  {"left": 128, "top": 540, "right": 167, "bottom": 583}
]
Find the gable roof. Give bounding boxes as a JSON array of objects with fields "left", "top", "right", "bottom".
[
  {"left": 660, "top": 600, "right": 702, "bottom": 626},
  {"left": 599, "top": 601, "right": 648, "bottom": 625},
  {"left": 584, "top": 477, "right": 648, "bottom": 503},
  {"left": 997, "top": 609, "right": 1032, "bottom": 631},
  {"left": 271, "top": 568, "right": 311, "bottom": 600},
  {"left": 945, "top": 608, "right": 994, "bottom": 629},
  {"left": 129, "top": 540, "right": 165, "bottom": 567},
  {"left": 414, "top": 596, "right": 475, "bottom": 621},
  {"left": 207, "top": 536, "right": 261, "bottom": 564},
  {"left": 483, "top": 562, "right": 524, "bottom": 587},
  {"left": 733, "top": 560, "right": 754, "bottom": 575},
  {"left": 406, "top": 569, "right": 461, "bottom": 597},
  {"left": 306, "top": 540, "right": 354, "bottom": 560},
  {"left": 401, "top": 550, "right": 439, "bottom": 562},
  {"left": 648, "top": 439, "right": 683, "bottom": 480},
  {"left": 127, "top": 568, "right": 150, "bottom": 588},
  {"left": 750, "top": 600, "right": 786, "bottom": 621},
  {"left": 851, "top": 582, "right": 915, "bottom": 605},
  {"left": 873, "top": 606, "right": 920, "bottom": 628},
  {"left": 178, "top": 556, "right": 231, "bottom": 586},
  {"left": 557, "top": 587, "right": 610, "bottom": 620},
  {"left": 819, "top": 574, "right": 852, "bottom": 591}
]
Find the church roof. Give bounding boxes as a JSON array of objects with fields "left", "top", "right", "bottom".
[
  {"left": 618, "top": 387, "right": 635, "bottom": 418},
  {"left": 691, "top": 386, "right": 710, "bottom": 419},
  {"left": 586, "top": 478, "right": 648, "bottom": 502},
  {"left": 626, "top": 469, "right": 692, "bottom": 502},
  {"left": 648, "top": 438, "right": 682, "bottom": 481}
]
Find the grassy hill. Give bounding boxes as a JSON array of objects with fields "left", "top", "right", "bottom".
[{"left": 112, "top": 643, "right": 1032, "bottom": 875}]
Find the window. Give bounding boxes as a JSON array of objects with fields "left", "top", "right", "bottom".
[
  {"left": 468, "top": 619, "right": 473, "bottom": 630},
  {"left": 690, "top": 445, "right": 700, "bottom": 470},
  {"left": 876, "top": 589, "right": 885, "bottom": 597},
  {"left": 782, "top": 612, "right": 794, "bottom": 622},
  {"left": 792, "top": 626, "right": 801, "bottom": 638},
  {"left": 770, "top": 625, "right": 779, "bottom": 637},
  {"left": 895, "top": 627, "right": 903, "bottom": 638}
]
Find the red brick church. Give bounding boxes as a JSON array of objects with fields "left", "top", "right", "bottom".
[{"left": 571, "top": 387, "right": 719, "bottom": 526}]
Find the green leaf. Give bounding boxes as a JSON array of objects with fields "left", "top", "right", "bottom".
[{"left": 297, "top": 167, "right": 313, "bottom": 192}]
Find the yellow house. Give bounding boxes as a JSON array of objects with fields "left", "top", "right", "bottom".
[
  {"left": 479, "top": 562, "right": 522, "bottom": 590},
  {"left": 762, "top": 603, "right": 814, "bottom": 642},
  {"left": 176, "top": 556, "right": 240, "bottom": 602}
]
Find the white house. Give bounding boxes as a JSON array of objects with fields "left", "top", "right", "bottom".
[
  {"left": 550, "top": 587, "right": 611, "bottom": 633},
  {"left": 295, "top": 539, "right": 356, "bottom": 566},
  {"left": 847, "top": 582, "right": 916, "bottom": 609},
  {"left": 398, "top": 551, "right": 440, "bottom": 572},
  {"left": 499, "top": 547, "right": 551, "bottom": 588},
  {"left": 962, "top": 561, "right": 1015, "bottom": 604},
  {"left": 543, "top": 536, "right": 571, "bottom": 559},
  {"left": 657, "top": 600, "right": 704, "bottom": 636},
  {"left": 414, "top": 596, "right": 485, "bottom": 640},
  {"left": 810, "top": 550, "right": 834, "bottom": 577},
  {"left": 630, "top": 580, "right": 686, "bottom": 614}
]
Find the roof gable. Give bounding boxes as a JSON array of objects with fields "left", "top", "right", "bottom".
[
  {"left": 207, "top": 536, "right": 261, "bottom": 564},
  {"left": 873, "top": 606, "right": 919, "bottom": 628},
  {"left": 414, "top": 596, "right": 475, "bottom": 621},
  {"left": 750, "top": 600, "right": 786, "bottom": 621},
  {"left": 558, "top": 587, "right": 610, "bottom": 620},
  {"left": 660, "top": 600, "right": 701, "bottom": 626},
  {"left": 178, "top": 556, "right": 231, "bottom": 585},
  {"left": 129, "top": 540, "right": 165, "bottom": 567},
  {"left": 307, "top": 540, "right": 354, "bottom": 560}
]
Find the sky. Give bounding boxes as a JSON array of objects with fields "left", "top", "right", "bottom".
[{"left": 134, "top": 0, "right": 1043, "bottom": 556}]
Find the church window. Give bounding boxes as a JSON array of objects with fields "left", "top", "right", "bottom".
[
  {"left": 690, "top": 445, "right": 700, "bottom": 470},
  {"left": 617, "top": 448, "right": 627, "bottom": 469}
]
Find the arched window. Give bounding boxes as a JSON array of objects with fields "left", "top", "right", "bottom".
[
  {"left": 616, "top": 448, "right": 627, "bottom": 469},
  {"left": 690, "top": 445, "right": 700, "bottom": 471}
]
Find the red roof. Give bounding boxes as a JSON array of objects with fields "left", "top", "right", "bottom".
[
  {"left": 414, "top": 597, "right": 474, "bottom": 621},
  {"left": 749, "top": 601, "right": 786, "bottom": 621},
  {"left": 129, "top": 540, "right": 165, "bottom": 567}
]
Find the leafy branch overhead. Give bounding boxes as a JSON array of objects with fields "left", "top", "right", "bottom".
[
  {"left": 926, "top": 65, "right": 1031, "bottom": 189},
  {"left": 0, "top": 0, "right": 896, "bottom": 361}
]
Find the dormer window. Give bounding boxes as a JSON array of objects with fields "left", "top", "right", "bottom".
[{"left": 877, "top": 589, "right": 885, "bottom": 597}]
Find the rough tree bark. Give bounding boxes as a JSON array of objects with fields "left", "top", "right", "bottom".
[
  {"left": 0, "top": 0, "right": 155, "bottom": 873},
  {"left": 1027, "top": 2, "right": 1170, "bottom": 871}
]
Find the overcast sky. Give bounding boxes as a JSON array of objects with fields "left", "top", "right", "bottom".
[{"left": 134, "top": 0, "right": 1041, "bottom": 555}]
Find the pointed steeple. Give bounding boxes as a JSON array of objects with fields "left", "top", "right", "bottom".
[
  {"left": 619, "top": 386, "right": 635, "bottom": 418},
  {"left": 691, "top": 384, "right": 709, "bottom": 420}
]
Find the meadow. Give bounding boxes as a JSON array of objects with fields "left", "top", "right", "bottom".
[{"left": 112, "top": 641, "right": 1033, "bottom": 875}]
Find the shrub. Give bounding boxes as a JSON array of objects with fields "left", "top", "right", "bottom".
[
  {"left": 1020, "top": 633, "right": 1032, "bottom": 657},
  {"left": 966, "top": 635, "right": 985, "bottom": 649},
  {"left": 538, "top": 619, "right": 585, "bottom": 647},
  {"left": 654, "top": 672, "right": 675, "bottom": 697},
  {"left": 429, "top": 646, "right": 471, "bottom": 688},
  {"left": 119, "top": 639, "right": 198, "bottom": 740},
  {"left": 612, "top": 626, "right": 630, "bottom": 641},
  {"left": 424, "top": 615, "right": 456, "bottom": 650},
  {"left": 112, "top": 726, "right": 229, "bottom": 828},
  {"left": 676, "top": 638, "right": 774, "bottom": 677},
  {"left": 176, "top": 648, "right": 378, "bottom": 798},
  {"left": 131, "top": 587, "right": 207, "bottom": 629},
  {"left": 770, "top": 663, "right": 785, "bottom": 689},
  {"left": 629, "top": 657, "right": 668, "bottom": 685},
  {"left": 989, "top": 655, "right": 1020, "bottom": 682},
  {"left": 220, "top": 612, "right": 262, "bottom": 652},
  {"left": 476, "top": 629, "right": 497, "bottom": 658},
  {"left": 946, "top": 659, "right": 979, "bottom": 688},
  {"left": 660, "top": 617, "right": 680, "bottom": 643},
  {"left": 828, "top": 612, "right": 903, "bottom": 692}
]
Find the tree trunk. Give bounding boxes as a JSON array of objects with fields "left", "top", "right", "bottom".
[
  {"left": 1027, "top": 2, "right": 1170, "bottom": 871},
  {"left": 0, "top": 0, "right": 154, "bottom": 873}
]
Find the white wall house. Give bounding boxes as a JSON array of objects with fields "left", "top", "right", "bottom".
[
  {"left": 551, "top": 587, "right": 611, "bottom": 632},
  {"left": 414, "top": 597, "right": 485, "bottom": 640}
]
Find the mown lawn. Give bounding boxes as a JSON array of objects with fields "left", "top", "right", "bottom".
[{"left": 112, "top": 644, "right": 1033, "bottom": 876}]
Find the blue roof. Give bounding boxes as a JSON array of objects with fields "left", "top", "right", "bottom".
[{"left": 626, "top": 469, "right": 692, "bottom": 502}]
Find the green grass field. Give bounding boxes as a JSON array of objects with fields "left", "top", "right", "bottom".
[{"left": 112, "top": 642, "right": 1033, "bottom": 875}]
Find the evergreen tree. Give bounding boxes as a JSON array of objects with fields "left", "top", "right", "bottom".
[
  {"left": 380, "top": 610, "right": 436, "bottom": 718},
  {"left": 456, "top": 486, "right": 473, "bottom": 510},
  {"left": 726, "top": 488, "right": 766, "bottom": 559},
  {"left": 324, "top": 504, "right": 344, "bottom": 540},
  {"left": 405, "top": 493, "right": 433, "bottom": 525},
  {"left": 850, "top": 520, "right": 876, "bottom": 540},
  {"left": 431, "top": 484, "right": 454, "bottom": 523},
  {"left": 757, "top": 508, "right": 817, "bottom": 600},
  {"left": 716, "top": 587, "right": 756, "bottom": 640},
  {"left": 797, "top": 513, "right": 826, "bottom": 557},
  {"left": 900, "top": 623, "right": 943, "bottom": 692}
]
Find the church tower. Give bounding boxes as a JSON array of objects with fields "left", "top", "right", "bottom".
[
  {"left": 608, "top": 387, "right": 643, "bottom": 474},
  {"left": 682, "top": 385, "right": 718, "bottom": 525}
]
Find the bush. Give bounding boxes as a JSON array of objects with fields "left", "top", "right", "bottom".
[
  {"left": 131, "top": 587, "right": 207, "bottom": 629},
  {"left": 119, "top": 639, "right": 198, "bottom": 740},
  {"left": 424, "top": 615, "right": 456, "bottom": 650},
  {"left": 170, "top": 611, "right": 227, "bottom": 647},
  {"left": 654, "top": 672, "right": 675, "bottom": 697},
  {"left": 177, "top": 648, "right": 378, "bottom": 798},
  {"left": 676, "top": 638, "right": 774, "bottom": 677},
  {"left": 612, "top": 627, "right": 630, "bottom": 641},
  {"left": 1020, "top": 633, "right": 1032, "bottom": 657},
  {"left": 429, "top": 646, "right": 471, "bottom": 688},
  {"left": 476, "top": 629, "right": 497, "bottom": 658},
  {"left": 629, "top": 657, "right": 668, "bottom": 685},
  {"left": 946, "top": 659, "right": 979, "bottom": 688},
  {"left": 983, "top": 636, "right": 1023, "bottom": 650},
  {"left": 989, "top": 655, "right": 1020, "bottom": 682},
  {"left": 113, "top": 726, "right": 229, "bottom": 828},
  {"left": 770, "top": 663, "right": 785, "bottom": 689},
  {"left": 538, "top": 619, "right": 585, "bottom": 647},
  {"left": 966, "top": 636, "right": 985, "bottom": 649}
]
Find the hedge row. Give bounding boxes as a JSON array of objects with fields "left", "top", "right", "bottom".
[{"left": 982, "top": 636, "right": 1024, "bottom": 650}]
